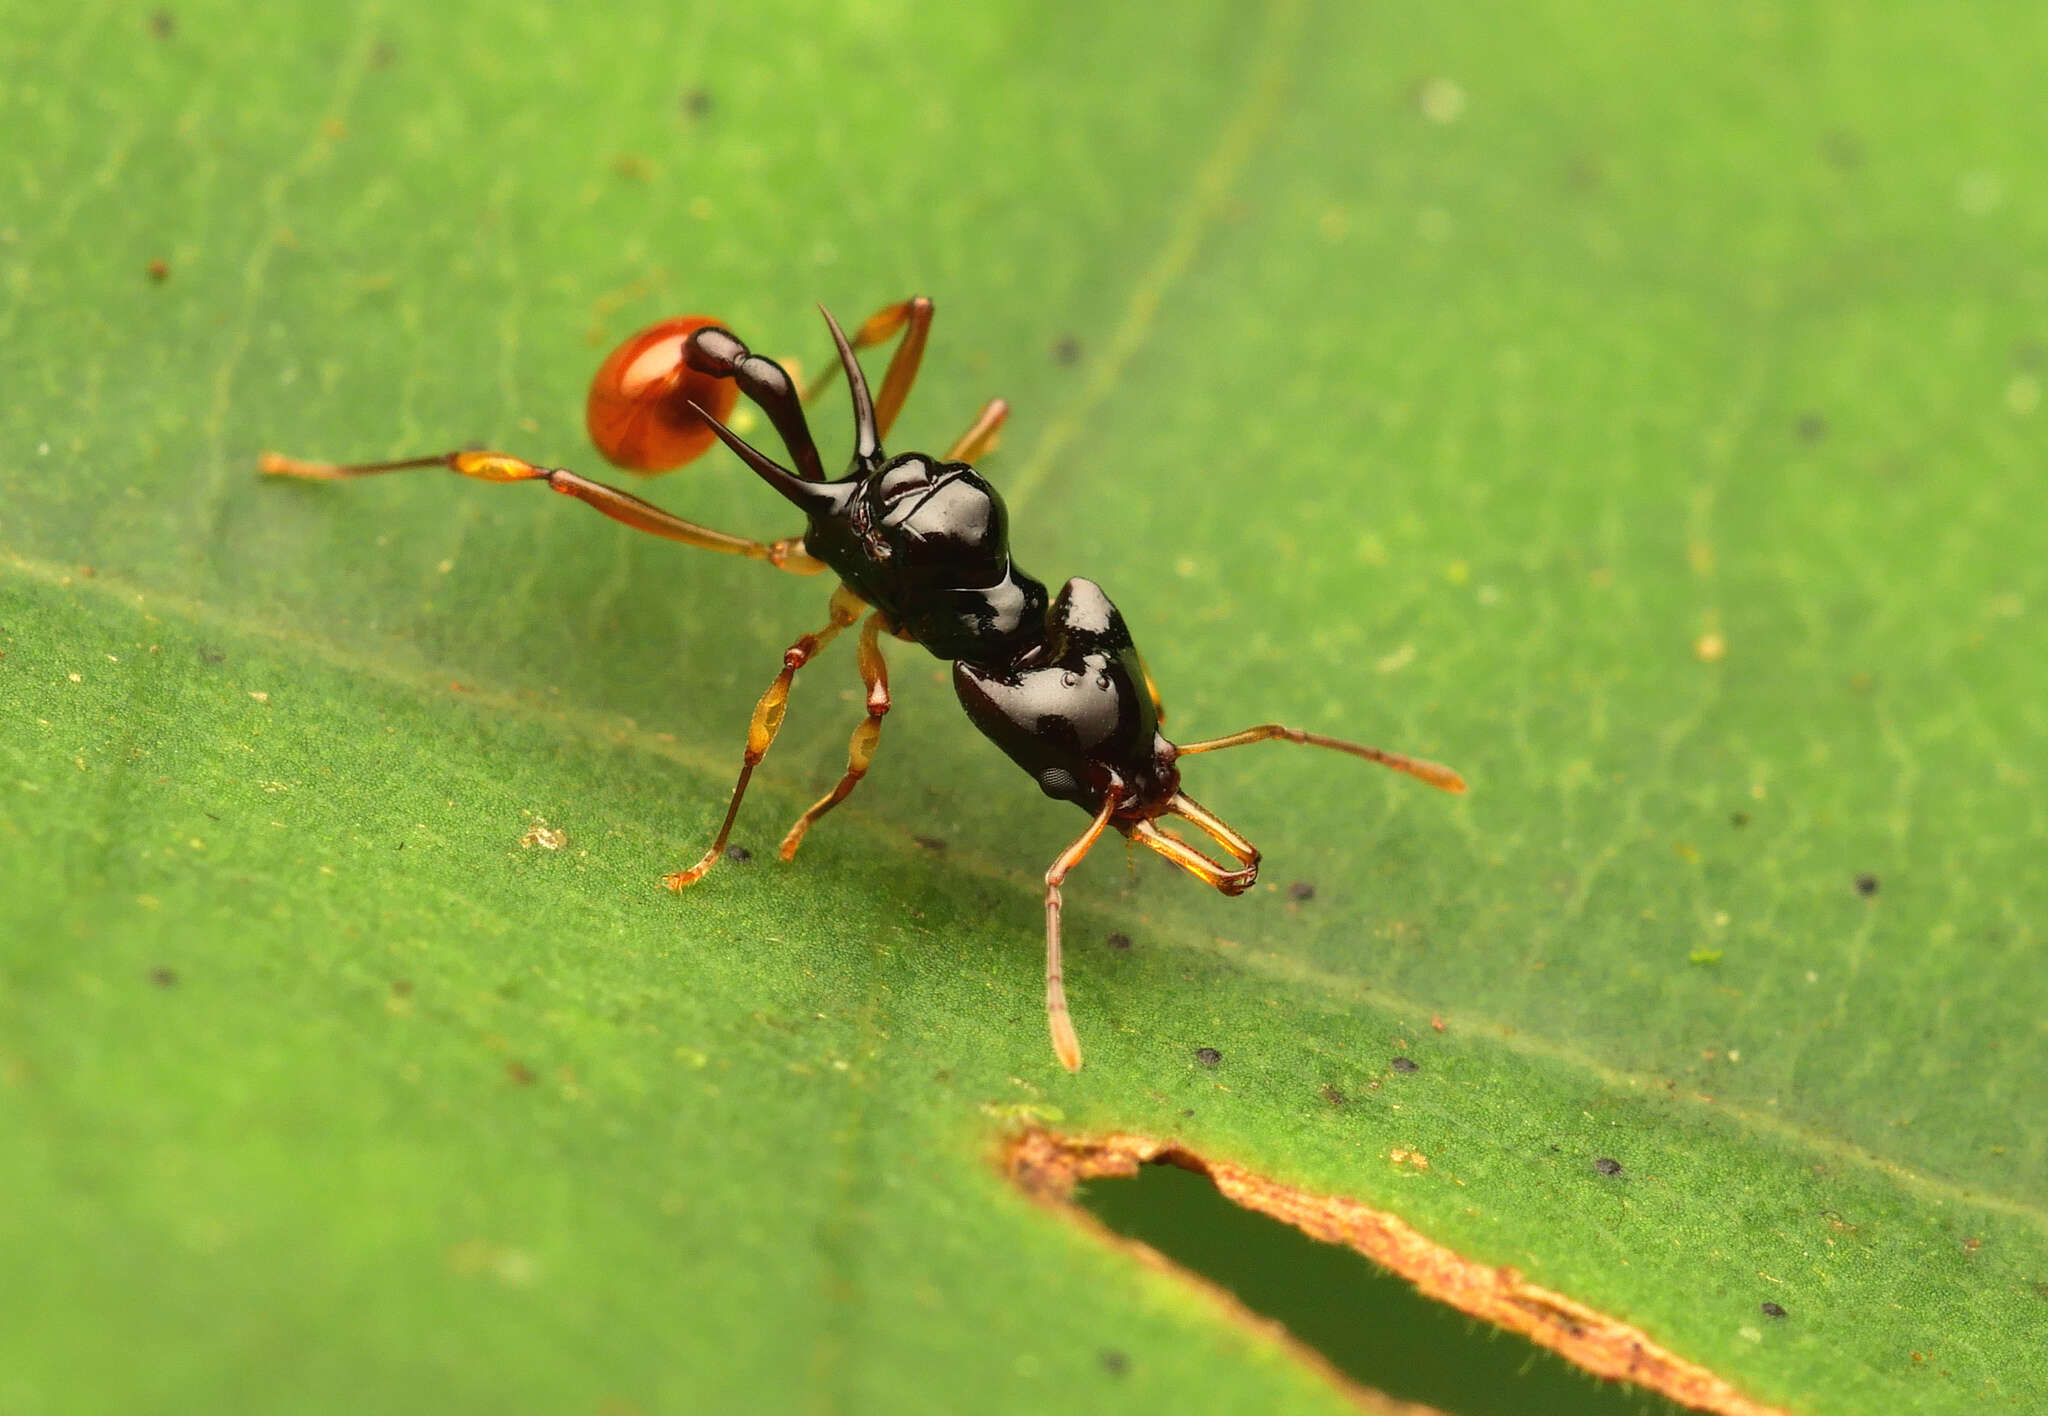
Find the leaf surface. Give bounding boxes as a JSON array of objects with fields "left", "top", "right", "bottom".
[{"left": 3, "top": 2, "right": 2044, "bottom": 1412}]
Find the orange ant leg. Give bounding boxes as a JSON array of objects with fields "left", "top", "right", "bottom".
[
  {"left": 665, "top": 584, "right": 867, "bottom": 890},
  {"left": 1043, "top": 786, "right": 1123, "bottom": 1072},
  {"left": 777, "top": 613, "right": 891, "bottom": 860},
  {"left": 1135, "top": 651, "right": 1166, "bottom": 726},
  {"left": 943, "top": 398, "right": 1010, "bottom": 463},
  {"left": 258, "top": 449, "right": 826, "bottom": 574},
  {"left": 1175, "top": 724, "right": 1467, "bottom": 793},
  {"left": 801, "top": 296, "right": 933, "bottom": 439}
]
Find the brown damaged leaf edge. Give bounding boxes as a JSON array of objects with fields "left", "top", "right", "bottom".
[
  {"left": 1004, "top": 1131, "right": 1791, "bottom": 1416},
  {"left": 1009, "top": 1130, "right": 1456, "bottom": 1416}
]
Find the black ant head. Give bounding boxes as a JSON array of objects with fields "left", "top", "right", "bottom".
[{"left": 953, "top": 577, "right": 1180, "bottom": 819}]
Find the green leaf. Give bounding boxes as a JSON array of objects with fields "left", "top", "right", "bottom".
[{"left": 4, "top": 2, "right": 2044, "bottom": 1413}]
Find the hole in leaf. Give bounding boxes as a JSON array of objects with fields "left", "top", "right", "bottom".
[
  {"left": 1079, "top": 1161, "right": 1691, "bottom": 1416},
  {"left": 1006, "top": 1132, "right": 1784, "bottom": 1416}
]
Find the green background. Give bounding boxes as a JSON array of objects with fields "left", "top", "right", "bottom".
[{"left": 3, "top": 1, "right": 2043, "bottom": 1412}]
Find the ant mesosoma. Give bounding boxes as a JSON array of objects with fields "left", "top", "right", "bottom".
[{"left": 261, "top": 297, "right": 1466, "bottom": 1071}]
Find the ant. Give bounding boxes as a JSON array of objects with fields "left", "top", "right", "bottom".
[{"left": 261, "top": 298, "right": 1466, "bottom": 1071}]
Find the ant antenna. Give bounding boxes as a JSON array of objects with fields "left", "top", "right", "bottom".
[
  {"left": 819, "top": 305, "right": 882, "bottom": 468},
  {"left": 1176, "top": 725, "right": 1467, "bottom": 793}
]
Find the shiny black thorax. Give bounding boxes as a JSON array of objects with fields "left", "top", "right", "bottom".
[
  {"left": 803, "top": 453, "right": 1047, "bottom": 664},
  {"left": 799, "top": 461, "right": 1178, "bottom": 820}
]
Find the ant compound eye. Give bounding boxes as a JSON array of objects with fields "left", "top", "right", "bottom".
[
  {"left": 1037, "top": 767, "right": 1081, "bottom": 801},
  {"left": 586, "top": 315, "right": 741, "bottom": 473}
]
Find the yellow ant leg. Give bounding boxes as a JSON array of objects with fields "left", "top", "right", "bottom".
[
  {"left": 943, "top": 398, "right": 1010, "bottom": 462},
  {"left": 778, "top": 614, "right": 891, "bottom": 860},
  {"left": 259, "top": 449, "right": 824, "bottom": 573},
  {"left": 801, "top": 297, "right": 934, "bottom": 440},
  {"left": 664, "top": 584, "right": 866, "bottom": 889},
  {"left": 1043, "top": 788, "right": 1124, "bottom": 1072}
]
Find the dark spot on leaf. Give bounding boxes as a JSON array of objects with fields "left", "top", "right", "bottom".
[
  {"left": 1052, "top": 336, "right": 1082, "bottom": 366},
  {"left": 1098, "top": 1349, "right": 1128, "bottom": 1377},
  {"left": 1760, "top": 1301, "right": 1787, "bottom": 1319},
  {"left": 2013, "top": 339, "right": 2045, "bottom": 370},
  {"left": 390, "top": 979, "right": 413, "bottom": 997},
  {"left": 1391, "top": 1056, "right": 1419, "bottom": 1074},
  {"left": 682, "top": 88, "right": 713, "bottom": 118},
  {"left": 1287, "top": 880, "right": 1315, "bottom": 902},
  {"left": 723, "top": 844, "right": 752, "bottom": 863},
  {"left": 1822, "top": 130, "right": 1863, "bottom": 170},
  {"left": 198, "top": 645, "right": 226, "bottom": 664},
  {"left": 148, "top": 9, "right": 175, "bottom": 38},
  {"left": 369, "top": 40, "right": 398, "bottom": 69},
  {"left": 1320, "top": 1084, "right": 1347, "bottom": 1107},
  {"left": 1730, "top": 811, "right": 1749, "bottom": 828},
  {"left": 1594, "top": 1156, "right": 1623, "bottom": 1176},
  {"left": 1855, "top": 873, "right": 1879, "bottom": 896},
  {"left": 146, "top": 259, "right": 170, "bottom": 283},
  {"left": 1105, "top": 931, "right": 1132, "bottom": 952},
  {"left": 1565, "top": 153, "right": 1604, "bottom": 193},
  {"left": 913, "top": 834, "right": 948, "bottom": 852},
  {"left": 1194, "top": 1047, "right": 1222, "bottom": 1067},
  {"left": 1795, "top": 413, "right": 1827, "bottom": 442},
  {"left": 506, "top": 1061, "right": 536, "bottom": 1086},
  {"left": 148, "top": 966, "right": 178, "bottom": 988},
  {"left": 2030, "top": 1280, "right": 2048, "bottom": 1301}
]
